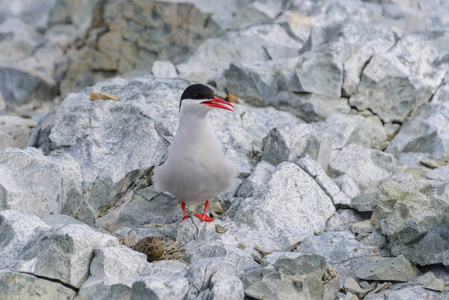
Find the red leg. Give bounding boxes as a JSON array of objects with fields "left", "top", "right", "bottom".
[
  {"left": 194, "top": 200, "right": 213, "bottom": 222},
  {"left": 181, "top": 201, "right": 190, "bottom": 222}
]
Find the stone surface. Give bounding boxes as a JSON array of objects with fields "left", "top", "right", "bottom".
[
  {"left": 297, "top": 155, "right": 351, "bottom": 206},
  {"left": 12, "top": 223, "right": 118, "bottom": 288},
  {"left": 0, "top": 147, "right": 84, "bottom": 219},
  {"left": 178, "top": 23, "right": 301, "bottom": 84},
  {"left": 372, "top": 174, "right": 449, "bottom": 266},
  {"left": 130, "top": 270, "right": 189, "bottom": 300},
  {"left": 387, "top": 102, "right": 449, "bottom": 160},
  {"left": 325, "top": 209, "right": 364, "bottom": 232},
  {"left": 319, "top": 114, "right": 387, "bottom": 150},
  {"left": 349, "top": 29, "right": 449, "bottom": 123},
  {"left": 262, "top": 123, "right": 332, "bottom": 170},
  {"left": 0, "top": 115, "right": 37, "bottom": 149},
  {"left": 0, "top": 270, "right": 77, "bottom": 300},
  {"left": 328, "top": 144, "right": 397, "bottom": 191},
  {"left": 229, "top": 162, "right": 335, "bottom": 246},
  {"left": 419, "top": 271, "right": 445, "bottom": 292},
  {"left": 296, "top": 231, "right": 379, "bottom": 286},
  {"left": 334, "top": 175, "right": 361, "bottom": 199},
  {"left": 243, "top": 253, "right": 340, "bottom": 300},
  {"left": 0, "top": 210, "right": 50, "bottom": 269},
  {"left": 151, "top": 61, "right": 178, "bottom": 78},
  {"left": 351, "top": 192, "right": 378, "bottom": 212},
  {"left": 76, "top": 245, "right": 149, "bottom": 300},
  {"left": 187, "top": 258, "right": 243, "bottom": 300},
  {"left": 355, "top": 255, "right": 419, "bottom": 282}
]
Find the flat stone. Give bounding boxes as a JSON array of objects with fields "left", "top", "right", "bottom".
[
  {"left": 0, "top": 270, "right": 77, "bottom": 300},
  {"left": 418, "top": 271, "right": 445, "bottom": 292},
  {"left": 351, "top": 192, "right": 378, "bottom": 212},
  {"left": 355, "top": 255, "right": 419, "bottom": 282}
]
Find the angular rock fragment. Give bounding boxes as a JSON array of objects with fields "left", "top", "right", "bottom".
[
  {"left": 0, "top": 115, "right": 37, "bottom": 149},
  {"left": 355, "top": 255, "right": 419, "bottom": 282},
  {"left": 350, "top": 29, "right": 449, "bottom": 123},
  {"left": 12, "top": 223, "right": 118, "bottom": 288},
  {"left": 243, "top": 253, "right": 340, "bottom": 300},
  {"left": 328, "top": 144, "right": 397, "bottom": 191},
  {"left": 262, "top": 123, "right": 332, "bottom": 169}
]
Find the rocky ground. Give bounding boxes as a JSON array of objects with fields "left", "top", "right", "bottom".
[{"left": 1, "top": 0, "right": 449, "bottom": 299}]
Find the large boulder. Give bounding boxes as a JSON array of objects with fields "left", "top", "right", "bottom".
[
  {"left": 349, "top": 29, "right": 449, "bottom": 123},
  {"left": 0, "top": 147, "right": 84, "bottom": 220}
]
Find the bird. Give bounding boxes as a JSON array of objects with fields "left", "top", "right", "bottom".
[{"left": 152, "top": 84, "right": 238, "bottom": 222}]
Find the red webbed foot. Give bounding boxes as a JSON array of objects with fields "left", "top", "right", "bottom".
[
  {"left": 194, "top": 200, "right": 214, "bottom": 222},
  {"left": 194, "top": 213, "right": 213, "bottom": 222}
]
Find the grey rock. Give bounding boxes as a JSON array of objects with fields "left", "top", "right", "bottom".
[
  {"left": 130, "top": 271, "right": 189, "bottom": 300},
  {"left": 387, "top": 102, "right": 449, "bottom": 160},
  {"left": 351, "top": 192, "right": 378, "bottom": 212},
  {"left": 0, "top": 147, "right": 84, "bottom": 219},
  {"left": 344, "top": 277, "right": 373, "bottom": 299},
  {"left": 350, "top": 29, "right": 449, "bottom": 123},
  {"left": 177, "top": 218, "right": 274, "bottom": 273},
  {"left": 325, "top": 209, "right": 364, "bottom": 232},
  {"left": 419, "top": 271, "right": 445, "bottom": 292},
  {"left": 151, "top": 61, "right": 178, "bottom": 78},
  {"left": 229, "top": 162, "right": 335, "bottom": 246},
  {"left": 262, "top": 123, "right": 332, "bottom": 170},
  {"left": 177, "top": 24, "right": 301, "bottom": 83},
  {"left": 365, "top": 285, "right": 446, "bottom": 300},
  {"left": 372, "top": 174, "right": 449, "bottom": 266},
  {"left": 0, "top": 17, "right": 62, "bottom": 107},
  {"left": 304, "top": 20, "right": 396, "bottom": 97},
  {"left": 351, "top": 220, "right": 373, "bottom": 235},
  {"left": 0, "top": 115, "right": 37, "bottom": 149},
  {"left": 334, "top": 175, "right": 361, "bottom": 199},
  {"left": 187, "top": 258, "right": 243, "bottom": 300},
  {"left": 0, "top": 210, "right": 50, "bottom": 269},
  {"left": 426, "top": 165, "right": 449, "bottom": 182},
  {"left": 319, "top": 113, "right": 387, "bottom": 150},
  {"left": 232, "top": 2, "right": 273, "bottom": 29},
  {"left": 356, "top": 255, "right": 419, "bottom": 282},
  {"left": 12, "top": 223, "right": 118, "bottom": 288},
  {"left": 42, "top": 214, "right": 86, "bottom": 226},
  {"left": 328, "top": 144, "right": 397, "bottom": 191},
  {"left": 296, "top": 231, "right": 379, "bottom": 265},
  {"left": 290, "top": 51, "right": 343, "bottom": 99},
  {"left": 243, "top": 253, "right": 340, "bottom": 300},
  {"left": 0, "top": 270, "right": 77, "bottom": 300},
  {"left": 296, "top": 231, "right": 379, "bottom": 286},
  {"left": 278, "top": 0, "right": 381, "bottom": 42},
  {"left": 76, "top": 246, "right": 148, "bottom": 300},
  {"left": 297, "top": 155, "right": 351, "bottom": 205}
]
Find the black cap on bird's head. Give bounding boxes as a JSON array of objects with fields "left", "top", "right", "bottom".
[{"left": 179, "top": 84, "right": 234, "bottom": 112}]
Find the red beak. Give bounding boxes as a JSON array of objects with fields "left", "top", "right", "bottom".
[{"left": 200, "top": 96, "right": 234, "bottom": 112}]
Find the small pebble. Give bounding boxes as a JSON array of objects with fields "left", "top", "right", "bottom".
[
  {"left": 215, "top": 224, "right": 227, "bottom": 233},
  {"left": 237, "top": 243, "right": 246, "bottom": 249}
]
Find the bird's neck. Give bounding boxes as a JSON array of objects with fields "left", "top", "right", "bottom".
[{"left": 176, "top": 111, "right": 215, "bottom": 142}]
